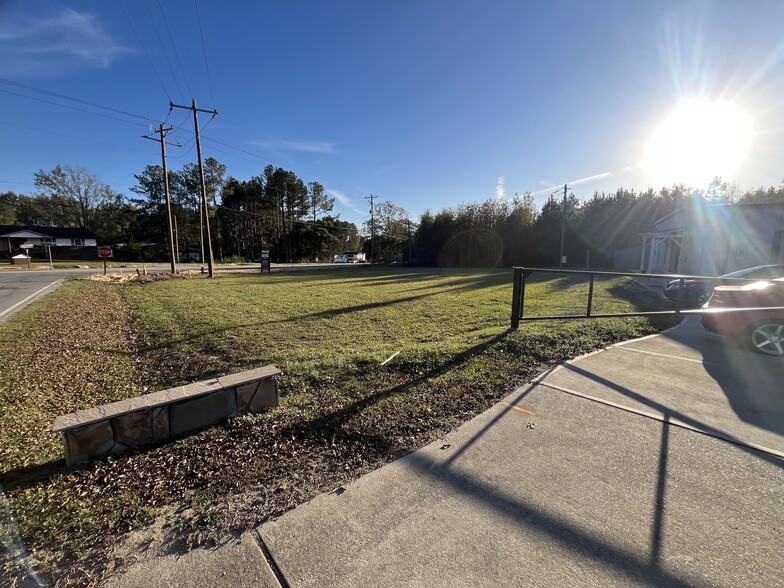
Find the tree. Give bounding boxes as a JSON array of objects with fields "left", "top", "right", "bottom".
[
  {"left": 33, "top": 165, "right": 113, "bottom": 230},
  {"left": 364, "top": 200, "right": 408, "bottom": 262},
  {"left": 308, "top": 182, "right": 335, "bottom": 225},
  {"left": 0, "top": 191, "right": 17, "bottom": 224}
]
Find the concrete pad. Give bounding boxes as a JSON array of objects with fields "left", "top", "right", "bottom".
[
  {"left": 259, "top": 386, "right": 784, "bottom": 588},
  {"left": 542, "top": 317, "right": 784, "bottom": 454},
  {"left": 103, "top": 532, "right": 279, "bottom": 588}
]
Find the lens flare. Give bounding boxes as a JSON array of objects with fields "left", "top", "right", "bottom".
[{"left": 643, "top": 98, "right": 752, "bottom": 188}]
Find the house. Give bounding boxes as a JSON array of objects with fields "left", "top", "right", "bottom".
[
  {"left": 0, "top": 225, "right": 99, "bottom": 261},
  {"left": 636, "top": 202, "right": 784, "bottom": 275}
]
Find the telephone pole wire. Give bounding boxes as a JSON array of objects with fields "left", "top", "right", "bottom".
[
  {"left": 171, "top": 98, "right": 218, "bottom": 277},
  {"left": 365, "top": 193, "right": 376, "bottom": 264},
  {"left": 142, "top": 124, "right": 180, "bottom": 274}
]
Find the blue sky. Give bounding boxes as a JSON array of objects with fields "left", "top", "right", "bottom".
[{"left": 1, "top": 0, "right": 784, "bottom": 228}]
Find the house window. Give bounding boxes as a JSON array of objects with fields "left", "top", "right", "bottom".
[{"left": 73, "top": 238, "right": 84, "bottom": 246}]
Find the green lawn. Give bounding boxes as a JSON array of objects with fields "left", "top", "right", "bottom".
[{"left": 0, "top": 266, "right": 672, "bottom": 585}]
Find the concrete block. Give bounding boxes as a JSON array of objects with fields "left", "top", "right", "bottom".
[
  {"left": 65, "top": 421, "right": 116, "bottom": 464},
  {"left": 249, "top": 379, "right": 279, "bottom": 413},
  {"left": 236, "top": 383, "right": 259, "bottom": 412},
  {"left": 112, "top": 411, "right": 153, "bottom": 447},
  {"left": 152, "top": 407, "right": 170, "bottom": 441},
  {"left": 170, "top": 389, "right": 234, "bottom": 436}
]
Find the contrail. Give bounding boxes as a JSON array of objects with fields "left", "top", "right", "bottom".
[{"left": 527, "top": 164, "right": 640, "bottom": 197}]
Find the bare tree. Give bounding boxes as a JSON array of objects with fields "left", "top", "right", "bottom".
[{"left": 33, "top": 165, "right": 113, "bottom": 230}]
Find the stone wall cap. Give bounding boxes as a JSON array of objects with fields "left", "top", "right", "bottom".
[
  {"left": 217, "top": 364, "right": 280, "bottom": 388},
  {"left": 53, "top": 365, "right": 281, "bottom": 433}
]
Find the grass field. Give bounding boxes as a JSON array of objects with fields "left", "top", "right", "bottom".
[{"left": 0, "top": 266, "right": 672, "bottom": 585}]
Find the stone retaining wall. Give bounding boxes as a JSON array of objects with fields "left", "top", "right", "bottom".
[{"left": 52, "top": 365, "right": 281, "bottom": 465}]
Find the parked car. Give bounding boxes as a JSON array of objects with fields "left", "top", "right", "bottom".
[
  {"left": 663, "top": 264, "right": 784, "bottom": 307},
  {"left": 700, "top": 278, "right": 784, "bottom": 357}
]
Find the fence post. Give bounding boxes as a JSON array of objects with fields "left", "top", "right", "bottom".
[
  {"left": 586, "top": 273, "right": 595, "bottom": 317},
  {"left": 511, "top": 267, "right": 523, "bottom": 329}
]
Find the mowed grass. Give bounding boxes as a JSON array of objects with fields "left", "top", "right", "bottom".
[{"left": 0, "top": 266, "right": 672, "bottom": 585}]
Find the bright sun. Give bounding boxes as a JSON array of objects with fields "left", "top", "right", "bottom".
[{"left": 643, "top": 98, "right": 752, "bottom": 188}]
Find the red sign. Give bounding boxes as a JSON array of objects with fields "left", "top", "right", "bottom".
[{"left": 97, "top": 247, "right": 113, "bottom": 258}]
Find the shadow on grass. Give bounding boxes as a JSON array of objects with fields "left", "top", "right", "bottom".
[
  {"left": 273, "top": 329, "right": 515, "bottom": 440},
  {"left": 104, "top": 276, "right": 511, "bottom": 357},
  {"left": 0, "top": 329, "right": 515, "bottom": 494}
]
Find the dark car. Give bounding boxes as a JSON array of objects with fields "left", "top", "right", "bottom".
[
  {"left": 700, "top": 278, "right": 784, "bottom": 357},
  {"left": 663, "top": 264, "right": 784, "bottom": 307}
]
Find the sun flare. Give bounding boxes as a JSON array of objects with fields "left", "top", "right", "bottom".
[{"left": 643, "top": 98, "right": 752, "bottom": 188}]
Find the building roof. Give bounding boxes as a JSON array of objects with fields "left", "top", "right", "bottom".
[{"left": 0, "top": 225, "right": 98, "bottom": 239}]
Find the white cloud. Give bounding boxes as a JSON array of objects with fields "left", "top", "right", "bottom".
[
  {"left": 326, "top": 188, "right": 366, "bottom": 217},
  {"left": 327, "top": 188, "right": 352, "bottom": 206},
  {"left": 0, "top": 9, "right": 134, "bottom": 75},
  {"left": 495, "top": 176, "right": 506, "bottom": 199}
]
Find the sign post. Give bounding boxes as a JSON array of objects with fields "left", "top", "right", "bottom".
[
  {"left": 261, "top": 249, "right": 270, "bottom": 274},
  {"left": 41, "top": 239, "right": 55, "bottom": 269},
  {"left": 20, "top": 243, "right": 33, "bottom": 270},
  {"left": 97, "top": 246, "right": 113, "bottom": 275}
]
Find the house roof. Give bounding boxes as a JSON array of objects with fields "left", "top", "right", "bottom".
[
  {"left": 653, "top": 201, "right": 784, "bottom": 228},
  {"left": 0, "top": 225, "right": 98, "bottom": 239}
]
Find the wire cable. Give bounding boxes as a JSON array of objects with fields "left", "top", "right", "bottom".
[
  {"left": 194, "top": 0, "right": 216, "bottom": 108},
  {"left": 0, "top": 120, "right": 157, "bottom": 155},
  {"left": 0, "top": 88, "right": 153, "bottom": 129},
  {"left": 144, "top": 0, "right": 185, "bottom": 103},
  {"left": 118, "top": 0, "right": 172, "bottom": 101},
  {"left": 156, "top": 0, "right": 194, "bottom": 99},
  {"left": 0, "top": 79, "right": 157, "bottom": 123}
]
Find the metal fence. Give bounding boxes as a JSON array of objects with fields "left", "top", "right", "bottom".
[{"left": 510, "top": 267, "right": 784, "bottom": 329}]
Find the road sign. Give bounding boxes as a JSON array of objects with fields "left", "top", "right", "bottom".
[
  {"left": 261, "top": 249, "right": 270, "bottom": 273},
  {"left": 20, "top": 243, "right": 33, "bottom": 249},
  {"left": 97, "top": 247, "right": 113, "bottom": 258}
]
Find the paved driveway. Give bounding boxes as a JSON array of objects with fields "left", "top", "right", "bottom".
[{"left": 541, "top": 316, "right": 784, "bottom": 455}]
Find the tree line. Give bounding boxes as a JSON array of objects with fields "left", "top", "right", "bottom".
[{"left": 2, "top": 165, "right": 782, "bottom": 267}]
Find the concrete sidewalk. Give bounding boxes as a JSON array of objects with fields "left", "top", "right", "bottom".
[{"left": 105, "top": 320, "right": 784, "bottom": 587}]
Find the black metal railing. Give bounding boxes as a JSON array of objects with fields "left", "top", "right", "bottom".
[{"left": 510, "top": 267, "right": 784, "bottom": 329}]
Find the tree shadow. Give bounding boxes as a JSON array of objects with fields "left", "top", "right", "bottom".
[
  {"left": 399, "top": 418, "right": 686, "bottom": 586},
  {"left": 557, "top": 361, "right": 782, "bottom": 469}
]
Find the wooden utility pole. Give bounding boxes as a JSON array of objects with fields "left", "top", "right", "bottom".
[
  {"left": 407, "top": 218, "right": 412, "bottom": 265},
  {"left": 143, "top": 124, "right": 178, "bottom": 274},
  {"left": 365, "top": 193, "right": 376, "bottom": 263},
  {"left": 559, "top": 184, "right": 568, "bottom": 268},
  {"left": 171, "top": 99, "right": 218, "bottom": 277}
]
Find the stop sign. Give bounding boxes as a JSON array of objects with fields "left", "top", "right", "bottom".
[{"left": 97, "top": 247, "right": 112, "bottom": 258}]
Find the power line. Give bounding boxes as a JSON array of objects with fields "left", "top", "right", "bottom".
[
  {"left": 0, "top": 88, "right": 152, "bottom": 129},
  {"left": 0, "top": 120, "right": 157, "bottom": 155},
  {"left": 156, "top": 0, "right": 194, "bottom": 99},
  {"left": 144, "top": 0, "right": 185, "bottom": 103},
  {"left": 0, "top": 78, "right": 157, "bottom": 123},
  {"left": 194, "top": 0, "right": 216, "bottom": 108},
  {"left": 118, "top": 0, "right": 172, "bottom": 101}
]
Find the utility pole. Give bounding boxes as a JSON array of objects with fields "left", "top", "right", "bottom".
[
  {"left": 171, "top": 98, "right": 218, "bottom": 277},
  {"left": 174, "top": 215, "right": 180, "bottom": 263},
  {"left": 143, "top": 124, "right": 179, "bottom": 274},
  {"left": 559, "top": 184, "right": 568, "bottom": 268},
  {"left": 407, "top": 218, "right": 412, "bottom": 265},
  {"left": 365, "top": 193, "right": 376, "bottom": 264}
]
